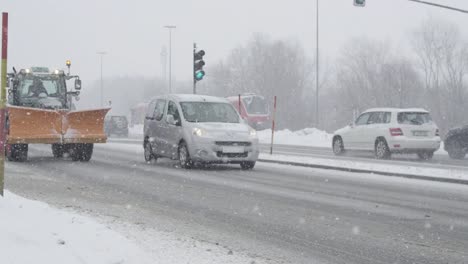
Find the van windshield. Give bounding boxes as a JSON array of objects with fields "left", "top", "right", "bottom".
[
  {"left": 180, "top": 102, "right": 240, "bottom": 123},
  {"left": 242, "top": 96, "right": 268, "bottom": 115}
]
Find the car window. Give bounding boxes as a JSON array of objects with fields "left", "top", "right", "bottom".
[
  {"left": 367, "top": 112, "right": 383, "bottom": 124},
  {"left": 398, "top": 112, "right": 432, "bottom": 125},
  {"left": 153, "top": 99, "right": 166, "bottom": 121},
  {"left": 355, "top": 113, "right": 371, "bottom": 126},
  {"left": 166, "top": 101, "right": 181, "bottom": 123}
]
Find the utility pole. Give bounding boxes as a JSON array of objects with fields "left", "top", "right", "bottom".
[
  {"left": 160, "top": 46, "right": 167, "bottom": 91},
  {"left": 97, "top": 51, "right": 106, "bottom": 107},
  {"left": 315, "top": 0, "right": 320, "bottom": 128},
  {"left": 164, "top": 25, "right": 176, "bottom": 93}
]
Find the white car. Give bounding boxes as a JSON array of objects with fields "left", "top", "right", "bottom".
[
  {"left": 143, "top": 94, "right": 259, "bottom": 169},
  {"left": 332, "top": 108, "right": 441, "bottom": 160}
]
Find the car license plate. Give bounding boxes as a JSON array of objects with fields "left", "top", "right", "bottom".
[
  {"left": 413, "top": 131, "right": 428, "bottom": 137},
  {"left": 222, "top": 146, "right": 245, "bottom": 153}
]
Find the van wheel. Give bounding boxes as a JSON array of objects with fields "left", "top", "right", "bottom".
[
  {"left": 178, "top": 142, "right": 192, "bottom": 169},
  {"left": 375, "top": 139, "right": 391, "bottom": 159},
  {"left": 417, "top": 151, "right": 434, "bottom": 160},
  {"left": 240, "top": 161, "right": 256, "bottom": 170},
  {"left": 333, "top": 137, "right": 345, "bottom": 155},
  {"left": 144, "top": 141, "right": 157, "bottom": 163}
]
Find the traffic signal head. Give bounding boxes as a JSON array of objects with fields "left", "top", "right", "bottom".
[
  {"left": 354, "top": 0, "right": 365, "bottom": 7},
  {"left": 195, "top": 70, "right": 205, "bottom": 81},
  {"left": 194, "top": 50, "right": 206, "bottom": 82}
]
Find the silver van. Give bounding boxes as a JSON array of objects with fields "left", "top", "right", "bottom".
[{"left": 143, "top": 94, "right": 259, "bottom": 169}]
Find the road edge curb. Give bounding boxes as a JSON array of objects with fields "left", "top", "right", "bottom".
[{"left": 258, "top": 159, "right": 468, "bottom": 185}]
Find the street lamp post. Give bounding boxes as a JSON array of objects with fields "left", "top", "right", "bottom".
[
  {"left": 97, "top": 51, "right": 107, "bottom": 107},
  {"left": 315, "top": 0, "right": 320, "bottom": 128},
  {"left": 164, "top": 25, "right": 176, "bottom": 93}
]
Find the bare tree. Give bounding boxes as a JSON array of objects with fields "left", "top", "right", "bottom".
[
  {"left": 412, "top": 18, "right": 468, "bottom": 130},
  {"left": 205, "top": 34, "right": 316, "bottom": 130},
  {"left": 330, "top": 38, "right": 423, "bottom": 130}
]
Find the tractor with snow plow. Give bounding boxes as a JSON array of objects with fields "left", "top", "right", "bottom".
[{"left": 5, "top": 64, "right": 110, "bottom": 162}]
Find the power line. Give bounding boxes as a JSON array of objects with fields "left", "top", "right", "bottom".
[{"left": 408, "top": 0, "right": 468, "bottom": 14}]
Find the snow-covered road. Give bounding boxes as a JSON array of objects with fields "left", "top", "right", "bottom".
[{"left": 4, "top": 143, "right": 468, "bottom": 264}]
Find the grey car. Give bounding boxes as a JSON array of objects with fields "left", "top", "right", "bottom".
[{"left": 143, "top": 94, "right": 259, "bottom": 169}]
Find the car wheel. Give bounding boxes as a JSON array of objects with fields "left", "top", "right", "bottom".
[
  {"left": 178, "top": 142, "right": 192, "bottom": 169},
  {"left": 333, "top": 136, "right": 345, "bottom": 155},
  {"left": 447, "top": 144, "right": 466, "bottom": 160},
  {"left": 417, "top": 151, "right": 434, "bottom": 160},
  {"left": 144, "top": 141, "right": 156, "bottom": 163},
  {"left": 240, "top": 161, "right": 256, "bottom": 170},
  {"left": 375, "top": 139, "right": 391, "bottom": 159}
]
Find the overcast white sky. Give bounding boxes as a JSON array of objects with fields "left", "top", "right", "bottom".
[{"left": 2, "top": 0, "right": 468, "bottom": 84}]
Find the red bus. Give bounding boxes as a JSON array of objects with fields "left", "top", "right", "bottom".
[{"left": 227, "top": 94, "right": 270, "bottom": 130}]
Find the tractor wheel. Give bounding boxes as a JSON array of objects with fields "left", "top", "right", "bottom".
[
  {"left": 7, "top": 144, "right": 28, "bottom": 162},
  {"left": 52, "top": 144, "right": 64, "bottom": 158},
  {"left": 70, "top": 143, "right": 93, "bottom": 162}
]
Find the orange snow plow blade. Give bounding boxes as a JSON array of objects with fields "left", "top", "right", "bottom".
[
  {"left": 7, "top": 106, "right": 62, "bottom": 144},
  {"left": 6, "top": 106, "right": 110, "bottom": 144},
  {"left": 62, "top": 108, "right": 110, "bottom": 144}
]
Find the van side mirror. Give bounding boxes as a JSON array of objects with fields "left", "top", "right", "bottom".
[{"left": 75, "top": 79, "right": 82, "bottom": 90}]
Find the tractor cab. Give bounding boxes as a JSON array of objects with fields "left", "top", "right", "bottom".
[{"left": 8, "top": 66, "right": 81, "bottom": 110}]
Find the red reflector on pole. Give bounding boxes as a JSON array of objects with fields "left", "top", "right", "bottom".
[
  {"left": 0, "top": 12, "right": 8, "bottom": 196},
  {"left": 270, "top": 96, "right": 277, "bottom": 155}
]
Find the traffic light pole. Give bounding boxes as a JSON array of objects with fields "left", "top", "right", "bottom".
[{"left": 193, "top": 43, "right": 196, "bottom": 94}]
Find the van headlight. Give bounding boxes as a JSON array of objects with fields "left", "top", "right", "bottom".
[
  {"left": 193, "top": 127, "right": 206, "bottom": 137},
  {"left": 249, "top": 128, "right": 257, "bottom": 137}
]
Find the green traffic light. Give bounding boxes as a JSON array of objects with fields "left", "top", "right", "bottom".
[{"left": 195, "top": 71, "right": 205, "bottom": 81}]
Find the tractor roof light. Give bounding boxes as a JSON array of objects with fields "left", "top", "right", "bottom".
[{"left": 66, "top": 60, "right": 71, "bottom": 67}]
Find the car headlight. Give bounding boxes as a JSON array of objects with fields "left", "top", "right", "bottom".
[
  {"left": 249, "top": 128, "right": 257, "bottom": 136},
  {"left": 193, "top": 127, "right": 206, "bottom": 137}
]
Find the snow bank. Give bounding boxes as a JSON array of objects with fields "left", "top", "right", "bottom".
[
  {"left": 259, "top": 154, "right": 468, "bottom": 182},
  {"left": 258, "top": 128, "right": 332, "bottom": 148},
  {"left": 0, "top": 191, "right": 153, "bottom": 264}
]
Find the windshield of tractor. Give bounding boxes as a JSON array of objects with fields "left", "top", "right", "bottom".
[{"left": 19, "top": 77, "right": 65, "bottom": 98}]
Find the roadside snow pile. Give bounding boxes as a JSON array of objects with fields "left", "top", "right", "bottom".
[
  {"left": 129, "top": 124, "right": 144, "bottom": 136},
  {"left": 259, "top": 154, "right": 468, "bottom": 182},
  {"left": 258, "top": 128, "right": 332, "bottom": 147},
  {"left": 0, "top": 191, "right": 153, "bottom": 264}
]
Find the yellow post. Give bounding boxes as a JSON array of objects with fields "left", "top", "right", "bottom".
[{"left": 0, "top": 12, "right": 9, "bottom": 196}]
